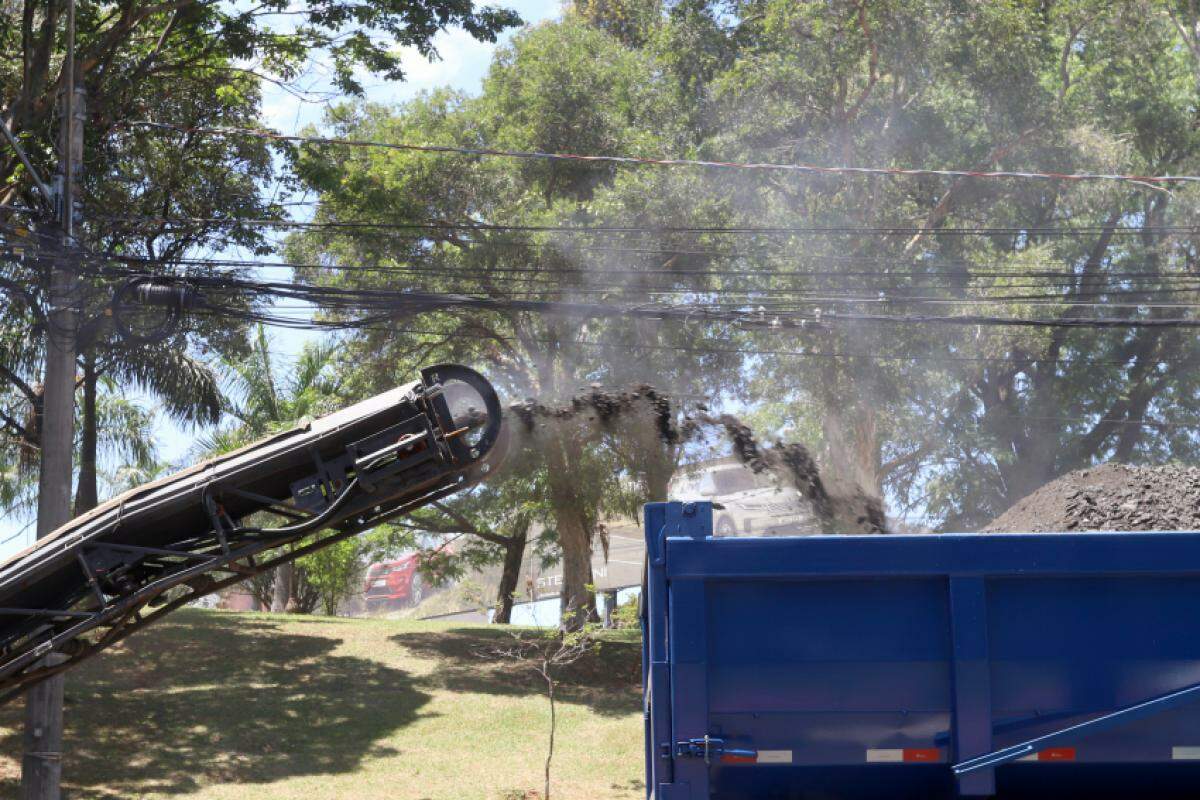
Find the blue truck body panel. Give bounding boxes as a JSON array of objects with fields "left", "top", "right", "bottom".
[{"left": 642, "top": 501, "right": 1200, "bottom": 799}]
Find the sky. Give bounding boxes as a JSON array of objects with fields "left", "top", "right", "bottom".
[{"left": 0, "top": 0, "right": 564, "bottom": 559}]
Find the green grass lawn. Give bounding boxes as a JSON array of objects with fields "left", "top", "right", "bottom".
[{"left": 0, "top": 609, "right": 645, "bottom": 799}]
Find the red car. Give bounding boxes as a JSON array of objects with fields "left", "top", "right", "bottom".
[{"left": 363, "top": 556, "right": 424, "bottom": 611}]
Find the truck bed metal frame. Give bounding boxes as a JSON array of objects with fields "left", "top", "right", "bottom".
[{"left": 642, "top": 501, "right": 1200, "bottom": 799}]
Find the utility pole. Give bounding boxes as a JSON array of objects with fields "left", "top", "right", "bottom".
[{"left": 22, "top": 0, "right": 81, "bottom": 793}]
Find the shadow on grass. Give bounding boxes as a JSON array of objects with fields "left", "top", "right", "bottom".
[
  {"left": 0, "top": 609, "right": 430, "bottom": 799},
  {"left": 390, "top": 627, "right": 641, "bottom": 718}
]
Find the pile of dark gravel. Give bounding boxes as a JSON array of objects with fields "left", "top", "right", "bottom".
[{"left": 984, "top": 463, "right": 1200, "bottom": 533}]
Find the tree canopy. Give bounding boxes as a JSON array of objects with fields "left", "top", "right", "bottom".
[
  {"left": 9, "top": 0, "right": 1200, "bottom": 625},
  {"left": 0, "top": 0, "right": 522, "bottom": 526},
  {"left": 283, "top": 0, "right": 1200, "bottom": 628}
]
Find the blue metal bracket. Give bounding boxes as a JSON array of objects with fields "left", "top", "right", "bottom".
[
  {"left": 643, "top": 502, "right": 674, "bottom": 797},
  {"left": 948, "top": 576, "right": 995, "bottom": 796},
  {"left": 666, "top": 502, "right": 713, "bottom": 798},
  {"left": 954, "top": 677, "right": 1200, "bottom": 774}
]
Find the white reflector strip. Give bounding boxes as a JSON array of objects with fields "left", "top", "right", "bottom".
[
  {"left": 757, "top": 750, "right": 791, "bottom": 764},
  {"left": 866, "top": 749, "right": 904, "bottom": 763},
  {"left": 1173, "top": 747, "right": 1200, "bottom": 760}
]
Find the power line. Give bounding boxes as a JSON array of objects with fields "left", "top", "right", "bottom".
[
  {"left": 97, "top": 224, "right": 1191, "bottom": 269},
  {"left": 183, "top": 279, "right": 1200, "bottom": 330},
  {"left": 102, "top": 265, "right": 1200, "bottom": 311},
  {"left": 991, "top": 415, "right": 1200, "bottom": 429},
  {"left": 236, "top": 288, "right": 1200, "bottom": 311},
  {"left": 82, "top": 250, "right": 1200, "bottom": 330},
  {"left": 125, "top": 258, "right": 1200, "bottom": 314},
  {"left": 90, "top": 214, "right": 1194, "bottom": 238},
  {"left": 118, "top": 121, "right": 1198, "bottom": 187},
  {"left": 27, "top": 231, "right": 1200, "bottom": 338},
  {"left": 100, "top": 274, "right": 1200, "bottom": 315},
  {"left": 25, "top": 251, "right": 1200, "bottom": 334},
  {"left": 180, "top": 315, "right": 1190, "bottom": 368},
  {"left": 106, "top": 253, "right": 1200, "bottom": 284}
]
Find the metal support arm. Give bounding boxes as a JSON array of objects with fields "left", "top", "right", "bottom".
[{"left": 954, "top": 679, "right": 1200, "bottom": 774}]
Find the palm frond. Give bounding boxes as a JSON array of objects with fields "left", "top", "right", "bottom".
[
  {"left": 104, "top": 343, "right": 222, "bottom": 426},
  {"left": 93, "top": 386, "right": 158, "bottom": 469}
]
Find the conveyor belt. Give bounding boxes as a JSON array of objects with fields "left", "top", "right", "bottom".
[{"left": 0, "top": 363, "right": 506, "bottom": 701}]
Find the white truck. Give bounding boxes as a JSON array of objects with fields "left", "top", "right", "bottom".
[{"left": 669, "top": 458, "right": 819, "bottom": 537}]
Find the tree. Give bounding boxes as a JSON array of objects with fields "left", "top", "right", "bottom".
[
  {"left": 0, "top": 0, "right": 520, "bottom": 208},
  {"left": 288, "top": 15, "right": 741, "bottom": 627},
  {"left": 0, "top": 0, "right": 525, "bottom": 522},
  {"left": 484, "top": 628, "right": 596, "bottom": 800},
  {"left": 293, "top": 0, "right": 1200, "bottom": 585},
  {"left": 300, "top": 537, "right": 369, "bottom": 616},
  {"left": 200, "top": 326, "right": 342, "bottom": 611},
  {"left": 297, "top": 527, "right": 412, "bottom": 615},
  {"left": 648, "top": 0, "right": 1200, "bottom": 529},
  {"left": 73, "top": 344, "right": 221, "bottom": 514},
  {"left": 397, "top": 455, "right": 546, "bottom": 623},
  {"left": 0, "top": 0, "right": 520, "bottom": 793}
]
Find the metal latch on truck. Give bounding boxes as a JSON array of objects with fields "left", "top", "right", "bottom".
[{"left": 674, "top": 737, "right": 757, "bottom": 764}]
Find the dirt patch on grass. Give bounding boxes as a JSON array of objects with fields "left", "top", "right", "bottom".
[{"left": 985, "top": 463, "right": 1200, "bottom": 532}]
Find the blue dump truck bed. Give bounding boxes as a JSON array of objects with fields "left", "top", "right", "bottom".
[{"left": 641, "top": 501, "right": 1200, "bottom": 799}]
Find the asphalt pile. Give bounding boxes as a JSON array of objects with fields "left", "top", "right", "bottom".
[
  {"left": 509, "top": 385, "right": 888, "bottom": 534},
  {"left": 984, "top": 463, "right": 1200, "bottom": 532}
]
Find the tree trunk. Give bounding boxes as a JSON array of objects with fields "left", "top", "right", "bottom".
[
  {"left": 643, "top": 454, "right": 674, "bottom": 505},
  {"left": 544, "top": 668, "right": 556, "bottom": 800},
  {"left": 586, "top": 562, "right": 601, "bottom": 624},
  {"left": 544, "top": 438, "right": 594, "bottom": 630},
  {"left": 493, "top": 526, "right": 529, "bottom": 625},
  {"left": 632, "top": 419, "right": 677, "bottom": 505},
  {"left": 822, "top": 400, "right": 881, "bottom": 500},
  {"left": 554, "top": 504, "right": 593, "bottom": 631},
  {"left": 271, "top": 561, "right": 292, "bottom": 612},
  {"left": 74, "top": 353, "right": 98, "bottom": 516}
]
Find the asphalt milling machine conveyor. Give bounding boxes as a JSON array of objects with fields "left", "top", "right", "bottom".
[{"left": 0, "top": 363, "right": 505, "bottom": 703}]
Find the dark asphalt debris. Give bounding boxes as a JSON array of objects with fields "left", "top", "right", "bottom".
[
  {"left": 508, "top": 385, "right": 889, "bottom": 534},
  {"left": 985, "top": 463, "right": 1200, "bottom": 533}
]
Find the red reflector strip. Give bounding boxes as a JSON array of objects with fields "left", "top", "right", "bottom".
[
  {"left": 1038, "top": 747, "right": 1076, "bottom": 762},
  {"left": 866, "top": 748, "right": 941, "bottom": 763},
  {"left": 719, "top": 753, "right": 756, "bottom": 764}
]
